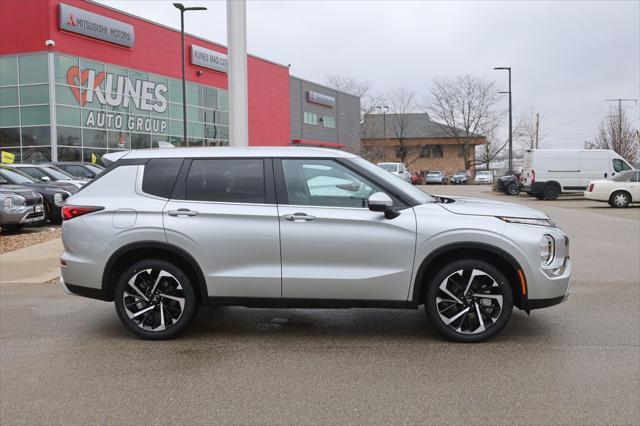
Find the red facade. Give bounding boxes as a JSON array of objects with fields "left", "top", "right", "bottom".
[{"left": 0, "top": 0, "right": 291, "bottom": 146}]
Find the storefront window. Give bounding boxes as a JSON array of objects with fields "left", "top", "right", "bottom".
[
  {"left": 21, "top": 106, "right": 49, "bottom": 126},
  {"left": 58, "top": 146, "right": 82, "bottom": 161},
  {"left": 57, "top": 106, "right": 81, "bottom": 127},
  {"left": 18, "top": 55, "right": 48, "bottom": 85},
  {"left": 0, "top": 87, "right": 19, "bottom": 106},
  {"left": 22, "top": 126, "right": 51, "bottom": 146},
  {"left": 0, "top": 56, "right": 18, "bottom": 86},
  {"left": 0, "top": 108, "right": 19, "bottom": 127},
  {"left": 20, "top": 85, "right": 49, "bottom": 105},
  {"left": 82, "top": 129, "right": 107, "bottom": 148},
  {"left": 55, "top": 55, "right": 78, "bottom": 84},
  {"left": 57, "top": 126, "right": 81, "bottom": 146},
  {"left": 0, "top": 128, "right": 20, "bottom": 147},
  {"left": 23, "top": 146, "right": 51, "bottom": 163}
]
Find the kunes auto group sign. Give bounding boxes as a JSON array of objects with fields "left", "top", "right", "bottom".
[
  {"left": 59, "top": 3, "right": 135, "bottom": 48},
  {"left": 66, "top": 66, "right": 168, "bottom": 134}
]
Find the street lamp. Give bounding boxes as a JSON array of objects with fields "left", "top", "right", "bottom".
[
  {"left": 376, "top": 105, "right": 389, "bottom": 161},
  {"left": 174, "top": 3, "right": 207, "bottom": 147},
  {"left": 494, "top": 66, "right": 512, "bottom": 174}
]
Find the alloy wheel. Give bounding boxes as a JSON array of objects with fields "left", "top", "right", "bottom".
[
  {"left": 436, "top": 268, "right": 504, "bottom": 335},
  {"left": 613, "top": 193, "right": 629, "bottom": 207},
  {"left": 123, "top": 268, "right": 186, "bottom": 331}
]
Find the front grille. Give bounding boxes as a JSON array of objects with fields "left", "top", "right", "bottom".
[{"left": 25, "top": 196, "right": 42, "bottom": 206}]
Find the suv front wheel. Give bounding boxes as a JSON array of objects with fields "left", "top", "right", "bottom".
[
  {"left": 425, "top": 259, "right": 513, "bottom": 342},
  {"left": 114, "top": 259, "right": 197, "bottom": 340}
]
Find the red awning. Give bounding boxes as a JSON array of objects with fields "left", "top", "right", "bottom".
[{"left": 291, "top": 139, "right": 345, "bottom": 149}]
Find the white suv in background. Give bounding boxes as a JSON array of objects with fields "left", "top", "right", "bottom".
[
  {"left": 60, "top": 147, "right": 571, "bottom": 342},
  {"left": 377, "top": 162, "right": 411, "bottom": 182}
]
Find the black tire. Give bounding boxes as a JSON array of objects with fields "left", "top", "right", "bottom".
[
  {"left": 506, "top": 182, "right": 520, "bottom": 195},
  {"left": 1, "top": 224, "right": 25, "bottom": 233},
  {"left": 114, "top": 259, "right": 197, "bottom": 340},
  {"left": 609, "top": 191, "right": 631, "bottom": 208},
  {"left": 424, "top": 259, "right": 514, "bottom": 343},
  {"left": 543, "top": 184, "right": 560, "bottom": 200}
]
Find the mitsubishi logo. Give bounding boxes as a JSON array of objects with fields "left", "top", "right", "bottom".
[{"left": 67, "top": 13, "right": 78, "bottom": 26}]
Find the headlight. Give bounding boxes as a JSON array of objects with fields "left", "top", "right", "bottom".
[
  {"left": 540, "top": 235, "right": 555, "bottom": 266},
  {"left": 1, "top": 194, "right": 26, "bottom": 213},
  {"left": 498, "top": 216, "right": 556, "bottom": 227},
  {"left": 53, "top": 192, "right": 64, "bottom": 206}
]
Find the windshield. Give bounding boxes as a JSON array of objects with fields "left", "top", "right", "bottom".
[
  {"left": 427, "top": 171, "right": 442, "bottom": 176},
  {"left": 454, "top": 171, "right": 466, "bottom": 176},
  {"left": 352, "top": 157, "right": 434, "bottom": 203},
  {"left": 378, "top": 163, "right": 399, "bottom": 172},
  {"left": 0, "top": 168, "right": 36, "bottom": 184},
  {"left": 477, "top": 171, "right": 491, "bottom": 176},
  {"left": 43, "top": 166, "right": 75, "bottom": 180},
  {"left": 612, "top": 170, "right": 637, "bottom": 182}
]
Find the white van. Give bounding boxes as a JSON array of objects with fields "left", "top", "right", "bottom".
[{"left": 521, "top": 149, "right": 634, "bottom": 200}]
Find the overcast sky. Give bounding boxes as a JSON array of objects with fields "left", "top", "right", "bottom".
[{"left": 97, "top": 0, "right": 639, "bottom": 149}]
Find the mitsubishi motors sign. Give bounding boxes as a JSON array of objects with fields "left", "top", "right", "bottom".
[
  {"left": 65, "top": 65, "right": 168, "bottom": 133},
  {"left": 59, "top": 3, "right": 135, "bottom": 48}
]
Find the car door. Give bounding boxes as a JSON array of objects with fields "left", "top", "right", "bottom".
[
  {"left": 275, "top": 158, "right": 417, "bottom": 301},
  {"left": 163, "top": 158, "right": 282, "bottom": 298}
]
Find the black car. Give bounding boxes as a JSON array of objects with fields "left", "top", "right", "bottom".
[
  {"left": 0, "top": 165, "right": 73, "bottom": 223},
  {"left": 451, "top": 170, "right": 471, "bottom": 185},
  {"left": 496, "top": 174, "right": 521, "bottom": 195},
  {"left": 46, "top": 162, "right": 104, "bottom": 180}
]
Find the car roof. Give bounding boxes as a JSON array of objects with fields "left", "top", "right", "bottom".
[{"left": 117, "top": 146, "right": 357, "bottom": 160}]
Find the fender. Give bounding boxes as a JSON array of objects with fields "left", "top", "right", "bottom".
[
  {"left": 411, "top": 241, "right": 526, "bottom": 305},
  {"left": 102, "top": 240, "right": 208, "bottom": 302}
]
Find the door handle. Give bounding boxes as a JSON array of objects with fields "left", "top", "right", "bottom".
[
  {"left": 167, "top": 208, "right": 198, "bottom": 217},
  {"left": 283, "top": 212, "right": 315, "bottom": 221}
]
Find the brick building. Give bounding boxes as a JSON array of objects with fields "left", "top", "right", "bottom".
[{"left": 361, "top": 113, "right": 486, "bottom": 174}]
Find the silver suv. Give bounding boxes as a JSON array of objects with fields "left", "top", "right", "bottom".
[{"left": 60, "top": 148, "right": 571, "bottom": 342}]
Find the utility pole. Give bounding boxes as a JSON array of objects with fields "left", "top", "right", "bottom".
[
  {"left": 605, "top": 99, "right": 638, "bottom": 144},
  {"left": 535, "top": 113, "right": 540, "bottom": 149}
]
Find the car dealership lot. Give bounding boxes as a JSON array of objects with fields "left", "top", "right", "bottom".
[{"left": 1, "top": 186, "right": 638, "bottom": 425}]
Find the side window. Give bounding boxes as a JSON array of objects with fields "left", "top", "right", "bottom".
[
  {"left": 613, "top": 159, "right": 631, "bottom": 173},
  {"left": 185, "top": 159, "right": 265, "bottom": 203},
  {"left": 64, "top": 165, "right": 92, "bottom": 178},
  {"left": 20, "top": 167, "right": 45, "bottom": 180},
  {"left": 281, "top": 159, "right": 383, "bottom": 208},
  {"left": 142, "top": 158, "right": 183, "bottom": 198}
]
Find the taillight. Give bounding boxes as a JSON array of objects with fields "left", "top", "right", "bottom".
[
  {"left": 588, "top": 183, "right": 594, "bottom": 192},
  {"left": 531, "top": 170, "right": 536, "bottom": 184},
  {"left": 61, "top": 205, "right": 104, "bottom": 221}
]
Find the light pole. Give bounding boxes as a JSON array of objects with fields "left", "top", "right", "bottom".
[
  {"left": 376, "top": 105, "right": 389, "bottom": 161},
  {"left": 494, "top": 66, "right": 512, "bottom": 174},
  {"left": 174, "top": 3, "right": 207, "bottom": 147}
]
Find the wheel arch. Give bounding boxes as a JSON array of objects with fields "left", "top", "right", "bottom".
[
  {"left": 545, "top": 180, "right": 562, "bottom": 191},
  {"left": 609, "top": 189, "right": 632, "bottom": 203},
  {"left": 412, "top": 242, "right": 527, "bottom": 310},
  {"left": 102, "top": 241, "right": 208, "bottom": 303}
]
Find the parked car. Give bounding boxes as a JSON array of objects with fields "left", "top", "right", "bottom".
[
  {"left": 60, "top": 147, "right": 571, "bottom": 343},
  {"left": 496, "top": 175, "right": 521, "bottom": 195},
  {"left": 474, "top": 170, "right": 494, "bottom": 185},
  {"left": 0, "top": 186, "right": 45, "bottom": 232},
  {"left": 521, "top": 149, "right": 633, "bottom": 200},
  {"left": 10, "top": 164, "right": 87, "bottom": 190},
  {"left": 584, "top": 170, "right": 640, "bottom": 208},
  {"left": 451, "top": 171, "right": 471, "bottom": 185},
  {"left": 46, "top": 162, "right": 104, "bottom": 180},
  {"left": 377, "top": 162, "right": 411, "bottom": 182},
  {"left": 0, "top": 166, "right": 72, "bottom": 223},
  {"left": 410, "top": 171, "right": 424, "bottom": 185},
  {"left": 425, "top": 170, "right": 448, "bottom": 185}
]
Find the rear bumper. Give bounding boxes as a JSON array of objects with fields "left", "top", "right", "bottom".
[{"left": 60, "top": 276, "right": 110, "bottom": 301}]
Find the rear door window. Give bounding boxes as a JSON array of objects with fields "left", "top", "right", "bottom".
[
  {"left": 184, "top": 159, "right": 265, "bottom": 204},
  {"left": 142, "top": 158, "right": 183, "bottom": 198}
]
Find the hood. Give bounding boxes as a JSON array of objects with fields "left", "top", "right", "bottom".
[
  {"left": 435, "top": 196, "right": 548, "bottom": 219},
  {"left": 0, "top": 185, "right": 42, "bottom": 198}
]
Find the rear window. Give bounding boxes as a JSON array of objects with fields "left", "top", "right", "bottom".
[
  {"left": 185, "top": 159, "right": 265, "bottom": 204},
  {"left": 142, "top": 159, "right": 183, "bottom": 198}
]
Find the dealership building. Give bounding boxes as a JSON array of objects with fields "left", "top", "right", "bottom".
[{"left": 0, "top": 0, "right": 360, "bottom": 163}]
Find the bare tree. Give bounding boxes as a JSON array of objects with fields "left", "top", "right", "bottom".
[
  {"left": 387, "top": 87, "right": 417, "bottom": 163},
  {"left": 475, "top": 118, "right": 509, "bottom": 170},
  {"left": 325, "top": 74, "right": 385, "bottom": 122},
  {"left": 585, "top": 106, "right": 640, "bottom": 163},
  {"left": 515, "top": 108, "right": 550, "bottom": 151},
  {"left": 427, "top": 74, "right": 500, "bottom": 169}
]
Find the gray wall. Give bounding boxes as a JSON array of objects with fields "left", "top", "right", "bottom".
[{"left": 289, "top": 76, "right": 360, "bottom": 152}]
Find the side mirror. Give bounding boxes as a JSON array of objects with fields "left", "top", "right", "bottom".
[
  {"left": 368, "top": 192, "right": 400, "bottom": 219},
  {"left": 40, "top": 176, "right": 50, "bottom": 182}
]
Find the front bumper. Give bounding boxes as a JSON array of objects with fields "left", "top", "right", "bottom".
[{"left": 0, "top": 205, "right": 45, "bottom": 226}]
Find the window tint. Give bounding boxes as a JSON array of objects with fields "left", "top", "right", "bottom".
[
  {"left": 19, "top": 167, "right": 46, "bottom": 180},
  {"left": 281, "top": 159, "right": 383, "bottom": 208},
  {"left": 142, "top": 159, "right": 183, "bottom": 198},
  {"left": 612, "top": 159, "right": 631, "bottom": 173},
  {"left": 185, "top": 159, "right": 265, "bottom": 203},
  {"left": 61, "top": 165, "right": 93, "bottom": 178}
]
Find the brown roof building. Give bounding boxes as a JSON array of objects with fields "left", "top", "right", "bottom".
[{"left": 361, "top": 113, "right": 486, "bottom": 174}]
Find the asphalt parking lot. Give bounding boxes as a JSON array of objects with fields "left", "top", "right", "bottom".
[{"left": 1, "top": 185, "right": 639, "bottom": 425}]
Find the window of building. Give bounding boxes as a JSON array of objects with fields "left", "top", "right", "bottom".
[
  {"left": 431, "top": 145, "right": 443, "bottom": 158},
  {"left": 21, "top": 126, "right": 50, "bottom": 146},
  {"left": 0, "top": 87, "right": 19, "bottom": 107},
  {"left": 303, "top": 112, "right": 318, "bottom": 125},
  {"left": 0, "top": 108, "right": 19, "bottom": 127},
  {"left": 281, "top": 159, "right": 382, "bottom": 208},
  {"left": 0, "top": 128, "right": 20, "bottom": 147},
  {"left": 458, "top": 145, "right": 466, "bottom": 158},
  {"left": 18, "top": 55, "right": 48, "bottom": 85},
  {"left": 185, "top": 159, "right": 265, "bottom": 204},
  {"left": 323, "top": 116, "right": 336, "bottom": 128},
  {"left": 0, "top": 56, "right": 18, "bottom": 86}
]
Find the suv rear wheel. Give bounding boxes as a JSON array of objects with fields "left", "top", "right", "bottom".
[
  {"left": 425, "top": 259, "right": 514, "bottom": 342},
  {"left": 114, "top": 259, "right": 197, "bottom": 340}
]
